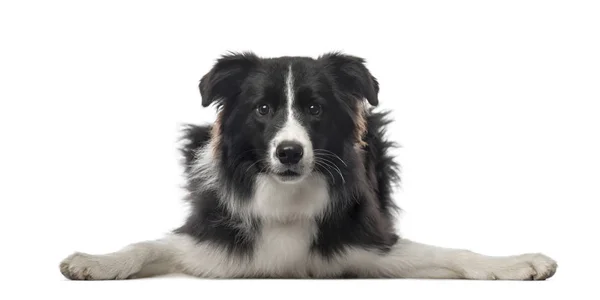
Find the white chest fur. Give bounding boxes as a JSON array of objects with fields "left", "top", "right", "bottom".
[
  {"left": 250, "top": 174, "right": 330, "bottom": 221},
  {"left": 251, "top": 220, "right": 317, "bottom": 276},
  {"left": 247, "top": 174, "right": 329, "bottom": 276}
]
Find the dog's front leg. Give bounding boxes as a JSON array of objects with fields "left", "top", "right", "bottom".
[
  {"left": 365, "top": 239, "right": 557, "bottom": 280},
  {"left": 59, "top": 233, "right": 236, "bottom": 280},
  {"left": 59, "top": 236, "right": 180, "bottom": 280}
]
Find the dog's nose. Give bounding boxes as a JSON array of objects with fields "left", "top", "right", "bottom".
[{"left": 276, "top": 141, "right": 304, "bottom": 165}]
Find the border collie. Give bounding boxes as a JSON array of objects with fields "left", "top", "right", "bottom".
[{"left": 59, "top": 52, "right": 557, "bottom": 280}]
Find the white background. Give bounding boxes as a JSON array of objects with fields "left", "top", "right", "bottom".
[{"left": 1, "top": 0, "right": 598, "bottom": 298}]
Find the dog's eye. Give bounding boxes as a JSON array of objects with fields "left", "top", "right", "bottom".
[
  {"left": 256, "top": 104, "right": 270, "bottom": 116},
  {"left": 308, "top": 103, "right": 322, "bottom": 116}
]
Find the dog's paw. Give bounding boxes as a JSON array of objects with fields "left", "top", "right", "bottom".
[
  {"left": 462, "top": 253, "right": 557, "bottom": 280},
  {"left": 59, "top": 252, "right": 140, "bottom": 280}
]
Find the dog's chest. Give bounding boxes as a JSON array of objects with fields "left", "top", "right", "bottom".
[
  {"left": 246, "top": 175, "right": 330, "bottom": 275},
  {"left": 251, "top": 220, "right": 317, "bottom": 275}
]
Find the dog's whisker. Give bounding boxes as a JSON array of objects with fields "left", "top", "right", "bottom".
[
  {"left": 244, "top": 159, "right": 265, "bottom": 174},
  {"left": 314, "top": 149, "right": 348, "bottom": 167},
  {"left": 228, "top": 149, "right": 259, "bottom": 167},
  {"left": 316, "top": 157, "right": 345, "bottom": 184},
  {"left": 315, "top": 154, "right": 347, "bottom": 181},
  {"left": 314, "top": 160, "right": 335, "bottom": 183}
]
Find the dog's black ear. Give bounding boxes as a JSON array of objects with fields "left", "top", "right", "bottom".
[
  {"left": 199, "top": 52, "right": 259, "bottom": 107},
  {"left": 319, "top": 52, "right": 379, "bottom": 106}
]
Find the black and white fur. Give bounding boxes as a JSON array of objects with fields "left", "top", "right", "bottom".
[{"left": 59, "top": 52, "right": 557, "bottom": 280}]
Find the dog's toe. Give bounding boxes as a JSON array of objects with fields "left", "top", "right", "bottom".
[{"left": 525, "top": 253, "right": 558, "bottom": 280}]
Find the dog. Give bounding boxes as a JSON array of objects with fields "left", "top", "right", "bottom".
[{"left": 59, "top": 52, "right": 557, "bottom": 280}]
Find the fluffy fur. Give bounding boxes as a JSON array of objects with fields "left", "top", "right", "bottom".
[{"left": 59, "top": 52, "right": 558, "bottom": 280}]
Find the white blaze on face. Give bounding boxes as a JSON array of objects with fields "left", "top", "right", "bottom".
[{"left": 270, "top": 65, "right": 313, "bottom": 171}]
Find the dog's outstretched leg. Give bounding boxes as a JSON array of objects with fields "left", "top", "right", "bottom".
[
  {"left": 60, "top": 234, "right": 189, "bottom": 280},
  {"left": 366, "top": 239, "right": 557, "bottom": 280},
  {"left": 59, "top": 232, "right": 246, "bottom": 280}
]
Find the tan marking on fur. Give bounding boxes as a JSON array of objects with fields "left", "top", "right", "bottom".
[
  {"left": 354, "top": 104, "right": 368, "bottom": 148},
  {"left": 211, "top": 111, "right": 223, "bottom": 157}
]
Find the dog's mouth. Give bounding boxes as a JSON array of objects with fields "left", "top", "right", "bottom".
[
  {"left": 278, "top": 170, "right": 300, "bottom": 177},
  {"left": 274, "top": 170, "right": 304, "bottom": 183}
]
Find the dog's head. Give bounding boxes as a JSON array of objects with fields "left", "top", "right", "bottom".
[{"left": 200, "top": 52, "right": 379, "bottom": 185}]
